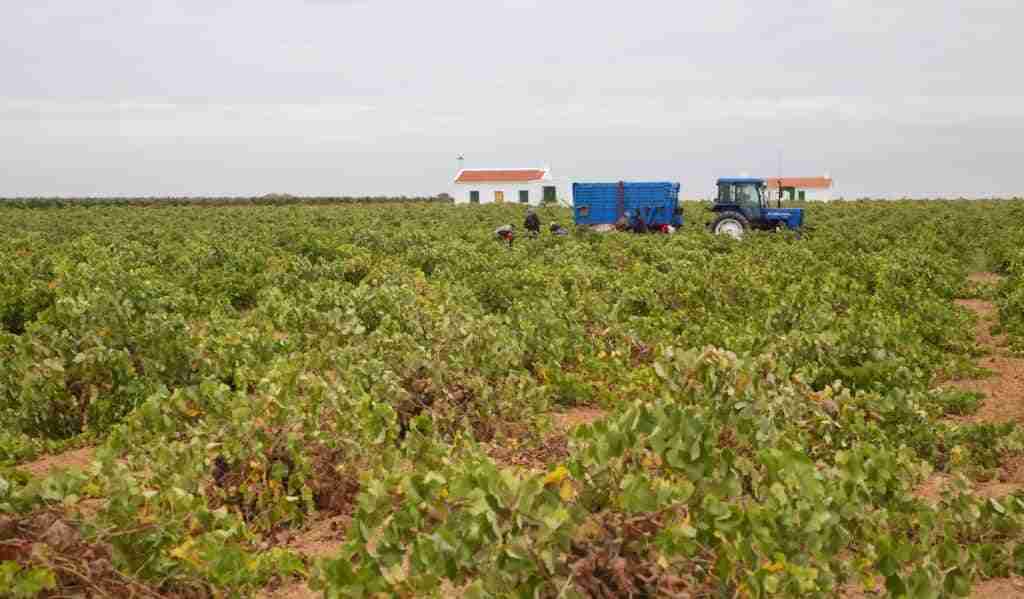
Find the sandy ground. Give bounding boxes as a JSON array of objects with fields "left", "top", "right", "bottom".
[
  {"left": 947, "top": 297, "right": 1024, "bottom": 425},
  {"left": 15, "top": 446, "right": 96, "bottom": 478},
  {"left": 852, "top": 274, "right": 1024, "bottom": 598},
  {"left": 551, "top": 406, "right": 607, "bottom": 430},
  {"left": 255, "top": 515, "right": 351, "bottom": 599},
  {"left": 938, "top": 275, "right": 1024, "bottom": 597}
]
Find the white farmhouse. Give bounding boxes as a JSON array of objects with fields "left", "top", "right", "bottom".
[
  {"left": 764, "top": 176, "right": 834, "bottom": 202},
  {"left": 451, "top": 168, "right": 569, "bottom": 206}
]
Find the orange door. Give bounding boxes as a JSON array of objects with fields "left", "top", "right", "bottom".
[{"left": 494, "top": 191, "right": 504, "bottom": 203}]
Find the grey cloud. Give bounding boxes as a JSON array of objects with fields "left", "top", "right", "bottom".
[{"left": 1, "top": 0, "right": 1022, "bottom": 197}]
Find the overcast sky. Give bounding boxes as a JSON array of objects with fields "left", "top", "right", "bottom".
[{"left": 1, "top": 0, "right": 1022, "bottom": 198}]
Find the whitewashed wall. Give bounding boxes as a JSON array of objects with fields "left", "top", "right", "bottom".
[
  {"left": 771, "top": 187, "right": 834, "bottom": 202},
  {"left": 452, "top": 180, "right": 572, "bottom": 206},
  {"left": 803, "top": 188, "right": 833, "bottom": 201}
]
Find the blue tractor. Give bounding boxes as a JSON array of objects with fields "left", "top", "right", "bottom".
[{"left": 709, "top": 178, "right": 804, "bottom": 239}]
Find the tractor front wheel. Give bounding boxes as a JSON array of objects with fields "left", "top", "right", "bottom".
[{"left": 711, "top": 212, "right": 749, "bottom": 239}]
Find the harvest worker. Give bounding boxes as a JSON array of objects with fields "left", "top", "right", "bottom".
[
  {"left": 495, "top": 224, "right": 515, "bottom": 247},
  {"left": 615, "top": 211, "right": 630, "bottom": 231},
  {"left": 524, "top": 207, "right": 541, "bottom": 237},
  {"left": 632, "top": 211, "right": 648, "bottom": 234},
  {"left": 550, "top": 223, "right": 569, "bottom": 236}
]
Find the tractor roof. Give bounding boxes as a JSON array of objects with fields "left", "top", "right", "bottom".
[{"left": 717, "top": 177, "right": 764, "bottom": 185}]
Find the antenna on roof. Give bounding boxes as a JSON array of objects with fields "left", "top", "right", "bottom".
[{"left": 777, "top": 148, "right": 783, "bottom": 207}]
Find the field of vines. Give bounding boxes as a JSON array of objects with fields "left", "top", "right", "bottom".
[{"left": 3, "top": 199, "right": 1024, "bottom": 598}]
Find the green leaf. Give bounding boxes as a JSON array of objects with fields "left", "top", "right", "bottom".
[
  {"left": 542, "top": 506, "right": 570, "bottom": 531},
  {"left": 769, "top": 482, "right": 787, "bottom": 504}
]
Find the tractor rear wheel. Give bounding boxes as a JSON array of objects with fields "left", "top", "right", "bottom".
[{"left": 711, "top": 212, "right": 749, "bottom": 239}]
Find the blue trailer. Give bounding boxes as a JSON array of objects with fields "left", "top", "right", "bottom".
[{"left": 572, "top": 182, "right": 683, "bottom": 229}]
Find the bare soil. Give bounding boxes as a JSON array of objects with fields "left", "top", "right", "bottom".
[
  {"left": 972, "top": 576, "right": 1024, "bottom": 598},
  {"left": 486, "top": 434, "right": 570, "bottom": 470},
  {"left": 258, "top": 583, "right": 319, "bottom": 599},
  {"left": 948, "top": 295, "right": 1024, "bottom": 425},
  {"left": 935, "top": 274, "right": 1024, "bottom": 597},
  {"left": 914, "top": 458, "right": 1024, "bottom": 505},
  {"left": 919, "top": 281, "right": 1024, "bottom": 504},
  {"left": 256, "top": 515, "right": 350, "bottom": 599},
  {"left": 273, "top": 515, "right": 349, "bottom": 560},
  {"left": 860, "top": 278, "right": 1024, "bottom": 597},
  {"left": 843, "top": 569, "right": 1024, "bottom": 598},
  {"left": 968, "top": 272, "right": 1005, "bottom": 285},
  {"left": 16, "top": 446, "right": 96, "bottom": 478},
  {"left": 914, "top": 472, "right": 953, "bottom": 505},
  {"left": 551, "top": 406, "right": 607, "bottom": 431},
  {"left": 975, "top": 455, "right": 1024, "bottom": 499},
  {"left": 487, "top": 406, "right": 608, "bottom": 469}
]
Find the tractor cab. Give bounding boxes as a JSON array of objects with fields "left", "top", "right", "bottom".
[{"left": 710, "top": 177, "right": 804, "bottom": 238}]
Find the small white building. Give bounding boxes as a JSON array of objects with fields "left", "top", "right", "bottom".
[
  {"left": 764, "top": 176, "right": 834, "bottom": 202},
  {"left": 451, "top": 168, "right": 569, "bottom": 206}
]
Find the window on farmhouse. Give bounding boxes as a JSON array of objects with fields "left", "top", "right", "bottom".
[
  {"left": 543, "top": 186, "right": 556, "bottom": 204},
  {"left": 519, "top": 190, "right": 529, "bottom": 203},
  {"left": 470, "top": 190, "right": 480, "bottom": 203}
]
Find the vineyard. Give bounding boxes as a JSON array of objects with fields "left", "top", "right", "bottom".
[{"left": 2, "top": 199, "right": 1024, "bottom": 598}]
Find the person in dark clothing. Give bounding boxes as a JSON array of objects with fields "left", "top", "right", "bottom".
[
  {"left": 524, "top": 207, "right": 541, "bottom": 237},
  {"left": 550, "top": 223, "right": 568, "bottom": 236},
  {"left": 632, "top": 212, "right": 648, "bottom": 234}
]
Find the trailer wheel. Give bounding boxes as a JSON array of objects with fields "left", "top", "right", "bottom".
[{"left": 711, "top": 212, "right": 749, "bottom": 239}]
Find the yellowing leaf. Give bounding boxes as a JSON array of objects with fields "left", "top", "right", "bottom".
[
  {"left": 170, "top": 539, "right": 202, "bottom": 568},
  {"left": 169, "top": 540, "right": 192, "bottom": 559},
  {"left": 543, "top": 465, "right": 569, "bottom": 487},
  {"left": 641, "top": 453, "right": 662, "bottom": 469},
  {"left": 762, "top": 560, "right": 785, "bottom": 573},
  {"left": 559, "top": 480, "right": 577, "bottom": 501}
]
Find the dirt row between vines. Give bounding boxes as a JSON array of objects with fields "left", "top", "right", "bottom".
[
  {"left": 15, "top": 446, "right": 97, "bottom": 478},
  {"left": 842, "top": 273, "right": 1024, "bottom": 598},
  {"left": 940, "top": 274, "right": 1024, "bottom": 598},
  {"left": 921, "top": 274, "right": 1024, "bottom": 503}
]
